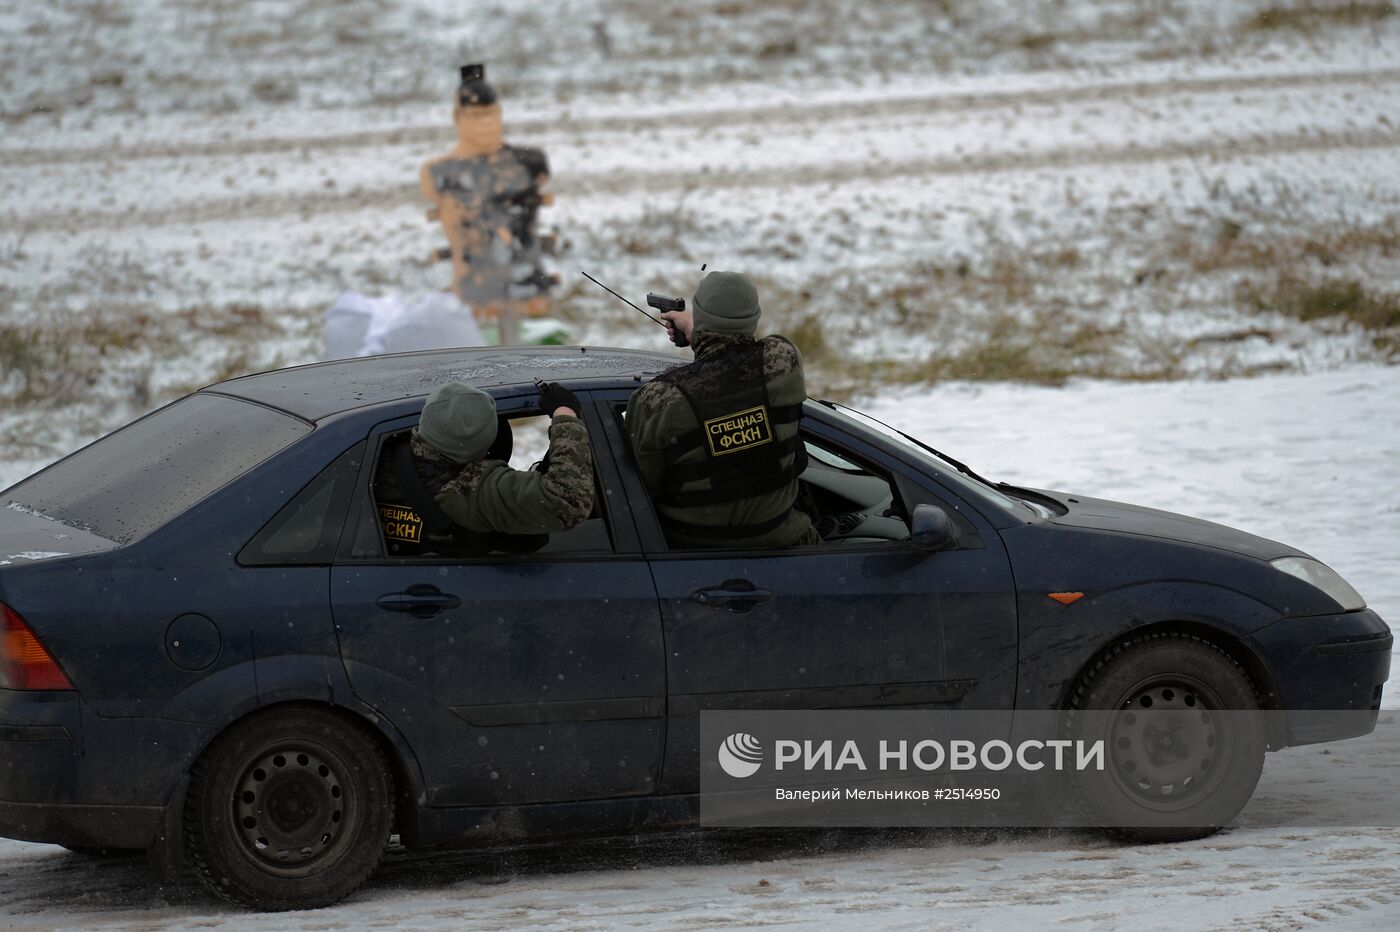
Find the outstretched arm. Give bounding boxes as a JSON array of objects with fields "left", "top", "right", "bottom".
[{"left": 440, "top": 416, "right": 595, "bottom": 534}]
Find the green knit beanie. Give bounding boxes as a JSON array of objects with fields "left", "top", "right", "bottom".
[
  {"left": 417, "top": 383, "right": 498, "bottom": 464},
  {"left": 692, "top": 271, "right": 761, "bottom": 335}
]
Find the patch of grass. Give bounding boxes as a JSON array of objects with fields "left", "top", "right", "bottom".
[
  {"left": 0, "top": 304, "right": 291, "bottom": 406},
  {"left": 0, "top": 231, "right": 29, "bottom": 267},
  {"left": 761, "top": 275, "right": 1178, "bottom": 399},
  {"left": 1018, "top": 33, "right": 1058, "bottom": 52},
  {"left": 580, "top": 200, "right": 1400, "bottom": 397},
  {"left": 251, "top": 77, "right": 297, "bottom": 104},
  {"left": 1044, "top": 246, "right": 1083, "bottom": 268},
  {"left": 1150, "top": 207, "right": 1400, "bottom": 360},
  {"left": 783, "top": 313, "right": 830, "bottom": 365},
  {"left": 1165, "top": 215, "right": 1400, "bottom": 275},
  {"left": 596, "top": 206, "right": 708, "bottom": 259},
  {"left": 758, "top": 37, "right": 801, "bottom": 58},
  {"left": 802, "top": 333, "right": 1176, "bottom": 401},
  {"left": 1240, "top": 275, "right": 1400, "bottom": 331},
  {"left": 887, "top": 340, "right": 1077, "bottom": 386},
  {"left": 1245, "top": 2, "right": 1396, "bottom": 32},
  {"left": 0, "top": 315, "right": 137, "bottom": 403},
  {"left": 73, "top": 0, "right": 133, "bottom": 28}
]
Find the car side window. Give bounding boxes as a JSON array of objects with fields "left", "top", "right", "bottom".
[
  {"left": 239, "top": 442, "right": 365, "bottom": 566},
  {"left": 795, "top": 434, "right": 914, "bottom": 545},
  {"left": 614, "top": 400, "right": 921, "bottom": 550},
  {"left": 352, "top": 412, "right": 613, "bottom": 560}
]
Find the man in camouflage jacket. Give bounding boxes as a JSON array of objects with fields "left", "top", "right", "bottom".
[
  {"left": 374, "top": 381, "right": 593, "bottom": 555},
  {"left": 626, "top": 271, "right": 819, "bottom": 550}
]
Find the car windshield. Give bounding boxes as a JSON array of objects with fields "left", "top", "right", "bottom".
[
  {"left": 4, "top": 393, "right": 310, "bottom": 544},
  {"left": 819, "top": 402, "right": 1035, "bottom": 519}
]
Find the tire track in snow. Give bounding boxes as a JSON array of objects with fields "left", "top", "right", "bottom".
[
  {"left": 3, "top": 65, "right": 1399, "bottom": 168},
  {"left": 7, "top": 125, "right": 1400, "bottom": 234}
]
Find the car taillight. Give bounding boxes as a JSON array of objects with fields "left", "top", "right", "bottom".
[{"left": 1, "top": 603, "right": 75, "bottom": 691}]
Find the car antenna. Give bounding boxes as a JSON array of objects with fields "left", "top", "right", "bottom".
[
  {"left": 580, "top": 271, "right": 667, "bottom": 328},
  {"left": 580, "top": 270, "right": 690, "bottom": 347}
]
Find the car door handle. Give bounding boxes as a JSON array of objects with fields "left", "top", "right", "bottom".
[
  {"left": 376, "top": 584, "right": 462, "bottom": 618},
  {"left": 692, "top": 585, "right": 773, "bottom": 613}
]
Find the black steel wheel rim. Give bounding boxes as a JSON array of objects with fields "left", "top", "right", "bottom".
[
  {"left": 232, "top": 743, "right": 354, "bottom": 874},
  {"left": 1107, "top": 674, "right": 1231, "bottom": 811}
]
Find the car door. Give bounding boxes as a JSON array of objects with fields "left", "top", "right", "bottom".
[
  {"left": 329, "top": 389, "right": 666, "bottom": 808},
  {"left": 602, "top": 392, "right": 1018, "bottom": 795}
]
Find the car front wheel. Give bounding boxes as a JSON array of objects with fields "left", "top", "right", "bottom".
[
  {"left": 184, "top": 706, "right": 394, "bottom": 909},
  {"left": 1065, "top": 632, "right": 1266, "bottom": 842}
]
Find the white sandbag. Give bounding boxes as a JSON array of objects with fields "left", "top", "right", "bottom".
[
  {"left": 323, "top": 291, "right": 487, "bottom": 360},
  {"left": 370, "top": 291, "right": 487, "bottom": 355},
  {"left": 322, "top": 291, "right": 378, "bottom": 361}
]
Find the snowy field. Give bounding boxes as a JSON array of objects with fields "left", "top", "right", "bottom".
[
  {"left": 4, "top": 2, "right": 1400, "bottom": 470},
  {"left": 2, "top": 0, "right": 1399, "bottom": 928}
]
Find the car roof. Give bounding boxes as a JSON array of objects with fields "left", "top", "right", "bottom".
[{"left": 202, "top": 345, "right": 679, "bottom": 421}]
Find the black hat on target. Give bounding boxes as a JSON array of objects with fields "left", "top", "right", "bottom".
[{"left": 457, "top": 64, "right": 498, "bottom": 107}]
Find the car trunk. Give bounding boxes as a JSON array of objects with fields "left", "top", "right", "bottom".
[{"left": 0, "top": 505, "right": 120, "bottom": 571}]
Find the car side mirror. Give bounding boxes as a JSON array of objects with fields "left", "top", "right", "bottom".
[{"left": 910, "top": 504, "right": 961, "bottom": 552}]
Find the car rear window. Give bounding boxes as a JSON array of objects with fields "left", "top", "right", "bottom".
[{"left": 3, "top": 393, "right": 310, "bottom": 544}]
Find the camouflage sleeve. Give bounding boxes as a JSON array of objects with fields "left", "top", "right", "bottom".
[
  {"left": 537, "top": 415, "right": 593, "bottom": 528},
  {"left": 469, "top": 415, "right": 594, "bottom": 534},
  {"left": 762, "top": 334, "right": 804, "bottom": 379}
]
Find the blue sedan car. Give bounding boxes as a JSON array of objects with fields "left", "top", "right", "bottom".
[{"left": 0, "top": 346, "right": 1390, "bottom": 909}]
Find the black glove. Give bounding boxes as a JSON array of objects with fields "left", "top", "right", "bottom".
[{"left": 536, "top": 381, "right": 580, "bottom": 416}]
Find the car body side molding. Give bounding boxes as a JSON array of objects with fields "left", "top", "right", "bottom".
[{"left": 450, "top": 697, "right": 665, "bottom": 727}]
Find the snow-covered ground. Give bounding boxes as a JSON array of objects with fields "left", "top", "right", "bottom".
[{"left": 2, "top": 818, "right": 1398, "bottom": 930}]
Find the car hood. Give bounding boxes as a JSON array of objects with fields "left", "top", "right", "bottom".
[{"left": 1040, "top": 492, "right": 1308, "bottom": 561}]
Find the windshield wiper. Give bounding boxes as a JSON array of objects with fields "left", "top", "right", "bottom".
[{"left": 818, "top": 400, "right": 999, "bottom": 487}]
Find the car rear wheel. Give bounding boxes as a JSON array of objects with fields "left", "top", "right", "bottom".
[
  {"left": 184, "top": 706, "right": 393, "bottom": 910},
  {"left": 1065, "top": 632, "right": 1265, "bottom": 842}
]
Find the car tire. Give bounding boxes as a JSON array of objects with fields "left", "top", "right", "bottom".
[
  {"left": 1064, "top": 632, "right": 1266, "bottom": 843},
  {"left": 183, "top": 706, "right": 394, "bottom": 910}
]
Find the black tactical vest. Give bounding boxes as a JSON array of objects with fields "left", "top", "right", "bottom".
[
  {"left": 374, "top": 439, "right": 544, "bottom": 557},
  {"left": 654, "top": 342, "right": 805, "bottom": 512}
]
